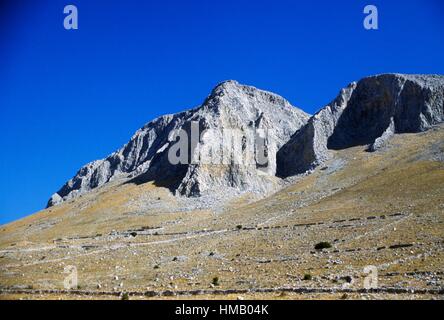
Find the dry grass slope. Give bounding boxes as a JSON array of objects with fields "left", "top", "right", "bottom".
[{"left": 1, "top": 124, "right": 443, "bottom": 300}]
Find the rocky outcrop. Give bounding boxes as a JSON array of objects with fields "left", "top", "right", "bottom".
[
  {"left": 48, "top": 81, "right": 309, "bottom": 207},
  {"left": 276, "top": 82, "right": 357, "bottom": 177},
  {"left": 277, "top": 74, "right": 444, "bottom": 177}
]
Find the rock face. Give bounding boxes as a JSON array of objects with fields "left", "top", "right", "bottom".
[
  {"left": 277, "top": 74, "right": 444, "bottom": 177},
  {"left": 48, "top": 81, "right": 309, "bottom": 207}
]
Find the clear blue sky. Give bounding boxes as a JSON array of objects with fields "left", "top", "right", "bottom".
[{"left": 0, "top": 0, "right": 443, "bottom": 224}]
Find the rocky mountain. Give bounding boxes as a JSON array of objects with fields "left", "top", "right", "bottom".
[
  {"left": 4, "top": 74, "right": 444, "bottom": 300},
  {"left": 277, "top": 74, "right": 444, "bottom": 177},
  {"left": 48, "top": 74, "right": 444, "bottom": 207},
  {"left": 48, "top": 81, "right": 310, "bottom": 207}
]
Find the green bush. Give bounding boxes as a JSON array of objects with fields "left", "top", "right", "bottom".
[
  {"left": 303, "top": 274, "right": 312, "bottom": 281},
  {"left": 314, "top": 241, "right": 332, "bottom": 250},
  {"left": 212, "top": 276, "right": 220, "bottom": 286}
]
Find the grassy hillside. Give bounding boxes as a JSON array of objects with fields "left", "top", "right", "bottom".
[{"left": 1, "top": 124, "right": 443, "bottom": 300}]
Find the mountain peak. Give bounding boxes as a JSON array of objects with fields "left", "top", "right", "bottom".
[{"left": 214, "top": 79, "right": 240, "bottom": 88}]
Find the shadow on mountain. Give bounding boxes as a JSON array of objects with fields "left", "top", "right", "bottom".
[
  {"left": 327, "top": 80, "right": 394, "bottom": 150},
  {"left": 124, "top": 163, "right": 188, "bottom": 194}
]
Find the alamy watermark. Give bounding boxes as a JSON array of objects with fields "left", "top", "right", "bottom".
[
  {"left": 63, "top": 265, "right": 78, "bottom": 289},
  {"left": 63, "top": 5, "right": 78, "bottom": 30},
  {"left": 167, "top": 122, "right": 275, "bottom": 170},
  {"left": 340, "top": 265, "right": 379, "bottom": 289},
  {"left": 363, "top": 265, "right": 378, "bottom": 289},
  {"left": 63, "top": 5, "right": 377, "bottom": 31},
  {"left": 363, "top": 5, "right": 378, "bottom": 30}
]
